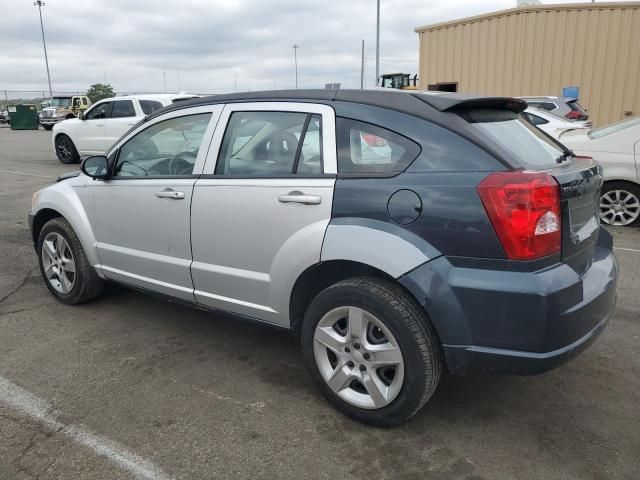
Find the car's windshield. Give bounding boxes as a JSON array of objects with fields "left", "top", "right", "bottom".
[
  {"left": 589, "top": 116, "right": 640, "bottom": 139},
  {"left": 464, "top": 109, "right": 565, "bottom": 168},
  {"left": 50, "top": 98, "right": 72, "bottom": 107}
]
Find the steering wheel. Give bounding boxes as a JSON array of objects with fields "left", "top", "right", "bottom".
[{"left": 168, "top": 151, "right": 197, "bottom": 175}]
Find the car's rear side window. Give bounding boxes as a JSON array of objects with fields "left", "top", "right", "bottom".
[
  {"left": 140, "top": 100, "right": 164, "bottom": 115},
  {"left": 111, "top": 100, "right": 136, "bottom": 118},
  {"left": 336, "top": 117, "right": 420, "bottom": 174}
]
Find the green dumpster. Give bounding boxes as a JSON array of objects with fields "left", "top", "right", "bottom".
[{"left": 8, "top": 104, "right": 39, "bottom": 130}]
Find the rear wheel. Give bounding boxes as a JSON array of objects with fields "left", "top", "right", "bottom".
[
  {"left": 55, "top": 134, "right": 80, "bottom": 164},
  {"left": 42, "top": 124, "right": 53, "bottom": 131},
  {"left": 37, "top": 217, "right": 104, "bottom": 304},
  {"left": 600, "top": 182, "right": 640, "bottom": 226},
  {"left": 301, "top": 277, "right": 442, "bottom": 426}
]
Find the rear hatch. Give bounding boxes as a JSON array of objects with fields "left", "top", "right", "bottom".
[{"left": 462, "top": 108, "right": 602, "bottom": 274}]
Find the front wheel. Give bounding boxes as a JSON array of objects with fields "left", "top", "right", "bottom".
[
  {"left": 37, "top": 217, "right": 104, "bottom": 304},
  {"left": 600, "top": 182, "right": 640, "bottom": 226},
  {"left": 54, "top": 134, "right": 80, "bottom": 164},
  {"left": 301, "top": 277, "right": 442, "bottom": 426}
]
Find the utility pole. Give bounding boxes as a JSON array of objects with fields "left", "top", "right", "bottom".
[
  {"left": 34, "top": 1, "right": 53, "bottom": 100},
  {"left": 163, "top": 71, "right": 167, "bottom": 93},
  {"left": 293, "top": 44, "right": 299, "bottom": 89},
  {"left": 375, "top": 0, "right": 380, "bottom": 86},
  {"left": 361, "top": 39, "right": 365, "bottom": 90}
]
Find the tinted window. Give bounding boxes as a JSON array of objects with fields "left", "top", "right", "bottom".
[
  {"left": 140, "top": 100, "right": 164, "bottom": 115},
  {"left": 111, "top": 100, "right": 136, "bottom": 118},
  {"left": 464, "top": 109, "right": 563, "bottom": 168},
  {"left": 114, "top": 113, "right": 211, "bottom": 177},
  {"left": 336, "top": 118, "right": 420, "bottom": 173},
  {"left": 215, "top": 111, "right": 322, "bottom": 176},
  {"left": 82, "top": 97, "right": 88, "bottom": 106},
  {"left": 524, "top": 112, "right": 549, "bottom": 126},
  {"left": 84, "top": 102, "right": 111, "bottom": 120}
]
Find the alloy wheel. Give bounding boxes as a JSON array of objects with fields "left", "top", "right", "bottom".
[
  {"left": 313, "top": 306, "right": 404, "bottom": 409},
  {"left": 56, "top": 137, "right": 72, "bottom": 161},
  {"left": 600, "top": 189, "right": 640, "bottom": 226},
  {"left": 41, "top": 232, "right": 76, "bottom": 294}
]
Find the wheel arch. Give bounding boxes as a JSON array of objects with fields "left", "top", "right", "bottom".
[
  {"left": 289, "top": 260, "right": 397, "bottom": 341},
  {"left": 33, "top": 187, "right": 101, "bottom": 271}
]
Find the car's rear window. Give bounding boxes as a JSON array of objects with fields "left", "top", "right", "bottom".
[{"left": 462, "top": 109, "right": 564, "bottom": 168}]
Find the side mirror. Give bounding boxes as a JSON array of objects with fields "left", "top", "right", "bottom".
[{"left": 81, "top": 155, "right": 109, "bottom": 179}]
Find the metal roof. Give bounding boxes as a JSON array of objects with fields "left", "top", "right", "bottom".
[{"left": 414, "top": 2, "right": 640, "bottom": 32}]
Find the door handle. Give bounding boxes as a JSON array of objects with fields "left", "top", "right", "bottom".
[
  {"left": 156, "top": 190, "right": 185, "bottom": 200},
  {"left": 278, "top": 191, "right": 322, "bottom": 205},
  {"left": 96, "top": 124, "right": 104, "bottom": 127}
]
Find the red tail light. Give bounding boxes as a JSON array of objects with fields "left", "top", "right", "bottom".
[
  {"left": 565, "top": 111, "right": 583, "bottom": 120},
  {"left": 477, "top": 171, "right": 561, "bottom": 260}
]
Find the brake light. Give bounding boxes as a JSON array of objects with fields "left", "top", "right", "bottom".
[
  {"left": 565, "top": 111, "right": 583, "bottom": 120},
  {"left": 477, "top": 171, "right": 561, "bottom": 260}
]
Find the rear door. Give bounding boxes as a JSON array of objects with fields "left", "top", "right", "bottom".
[
  {"left": 103, "top": 100, "right": 142, "bottom": 151},
  {"left": 190, "top": 102, "right": 337, "bottom": 325}
]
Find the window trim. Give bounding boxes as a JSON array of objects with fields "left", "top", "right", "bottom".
[
  {"left": 104, "top": 105, "right": 224, "bottom": 178},
  {"left": 201, "top": 102, "right": 337, "bottom": 176}
]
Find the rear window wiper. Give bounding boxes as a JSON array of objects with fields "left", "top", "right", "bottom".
[{"left": 555, "top": 149, "right": 575, "bottom": 164}]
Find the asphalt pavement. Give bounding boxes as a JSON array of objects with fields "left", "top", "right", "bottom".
[{"left": 0, "top": 126, "right": 638, "bottom": 479}]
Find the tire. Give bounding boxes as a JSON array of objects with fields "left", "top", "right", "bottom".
[
  {"left": 37, "top": 217, "right": 104, "bottom": 304},
  {"left": 600, "top": 181, "right": 640, "bottom": 226},
  {"left": 54, "top": 134, "right": 80, "bottom": 164},
  {"left": 300, "top": 277, "right": 442, "bottom": 426},
  {"left": 42, "top": 124, "right": 53, "bottom": 131}
]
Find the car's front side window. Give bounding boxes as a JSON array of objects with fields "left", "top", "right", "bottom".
[
  {"left": 215, "top": 111, "right": 323, "bottom": 176},
  {"left": 113, "top": 113, "right": 212, "bottom": 177},
  {"left": 84, "top": 102, "right": 112, "bottom": 120}
]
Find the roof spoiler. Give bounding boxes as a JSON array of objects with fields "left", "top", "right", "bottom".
[{"left": 413, "top": 93, "right": 527, "bottom": 114}]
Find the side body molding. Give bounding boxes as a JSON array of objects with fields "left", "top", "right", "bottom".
[{"left": 321, "top": 218, "right": 441, "bottom": 278}]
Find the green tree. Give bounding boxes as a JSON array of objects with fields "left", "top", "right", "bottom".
[{"left": 86, "top": 83, "right": 115, "bottom": 103}]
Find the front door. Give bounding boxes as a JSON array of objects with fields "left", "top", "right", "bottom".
[
  {"left": 190, "top": 102, "right": 337, "bottom": 325},
  {"left": 92, "top": 105, "right": 222, "bottom": 300},
  {"left": 75, "top": 101, "right": 112, "bottom": 154}
]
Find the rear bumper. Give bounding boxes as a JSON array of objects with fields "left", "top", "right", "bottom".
[{"left": 400, "top": 230, "right": 618, "bottom": 375}]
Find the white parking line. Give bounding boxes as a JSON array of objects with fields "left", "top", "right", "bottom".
[
  {"left": 0, "top": 169, "right": 54, "bottom": 179},
  {"left": 0, "top": 375, "right": 173, "bottom": 480},
  {"left": 614, "top": 247, "right": 640, "bottom": 253}
]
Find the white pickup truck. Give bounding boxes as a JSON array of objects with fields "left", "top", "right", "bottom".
[{"left": 52, "top": 93, "right": 198, "bottom": 163}]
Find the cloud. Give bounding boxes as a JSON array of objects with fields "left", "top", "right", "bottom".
[{"left": 0, "top": 0, "right": 599, "bottom": 95}]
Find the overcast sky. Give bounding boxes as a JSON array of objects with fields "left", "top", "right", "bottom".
[{"left": 1, "top": 0, "right": 614, "bottom": 95}]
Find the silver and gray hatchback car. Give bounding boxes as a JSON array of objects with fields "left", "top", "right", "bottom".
[{"left": 30, "top": 90, "right": 617, "bottom": 426}]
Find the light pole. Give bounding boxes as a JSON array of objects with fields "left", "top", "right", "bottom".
[
  {"left": 375, "top": 0, "right": 380, "bottom": 86},
  {"left": 34, "top": 1, "right": 53, "bottom": 100},
  {"left": 292, "top": 44, "right": 299, "bottom": 89}
]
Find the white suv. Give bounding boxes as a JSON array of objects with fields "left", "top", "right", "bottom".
[{"left": 52, "top": 94, "right": 198, "bottom": 164}]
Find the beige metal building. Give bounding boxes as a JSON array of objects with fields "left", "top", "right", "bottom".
[{"left": 415, "top": 2, "right": 640, "bottom": 126}]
